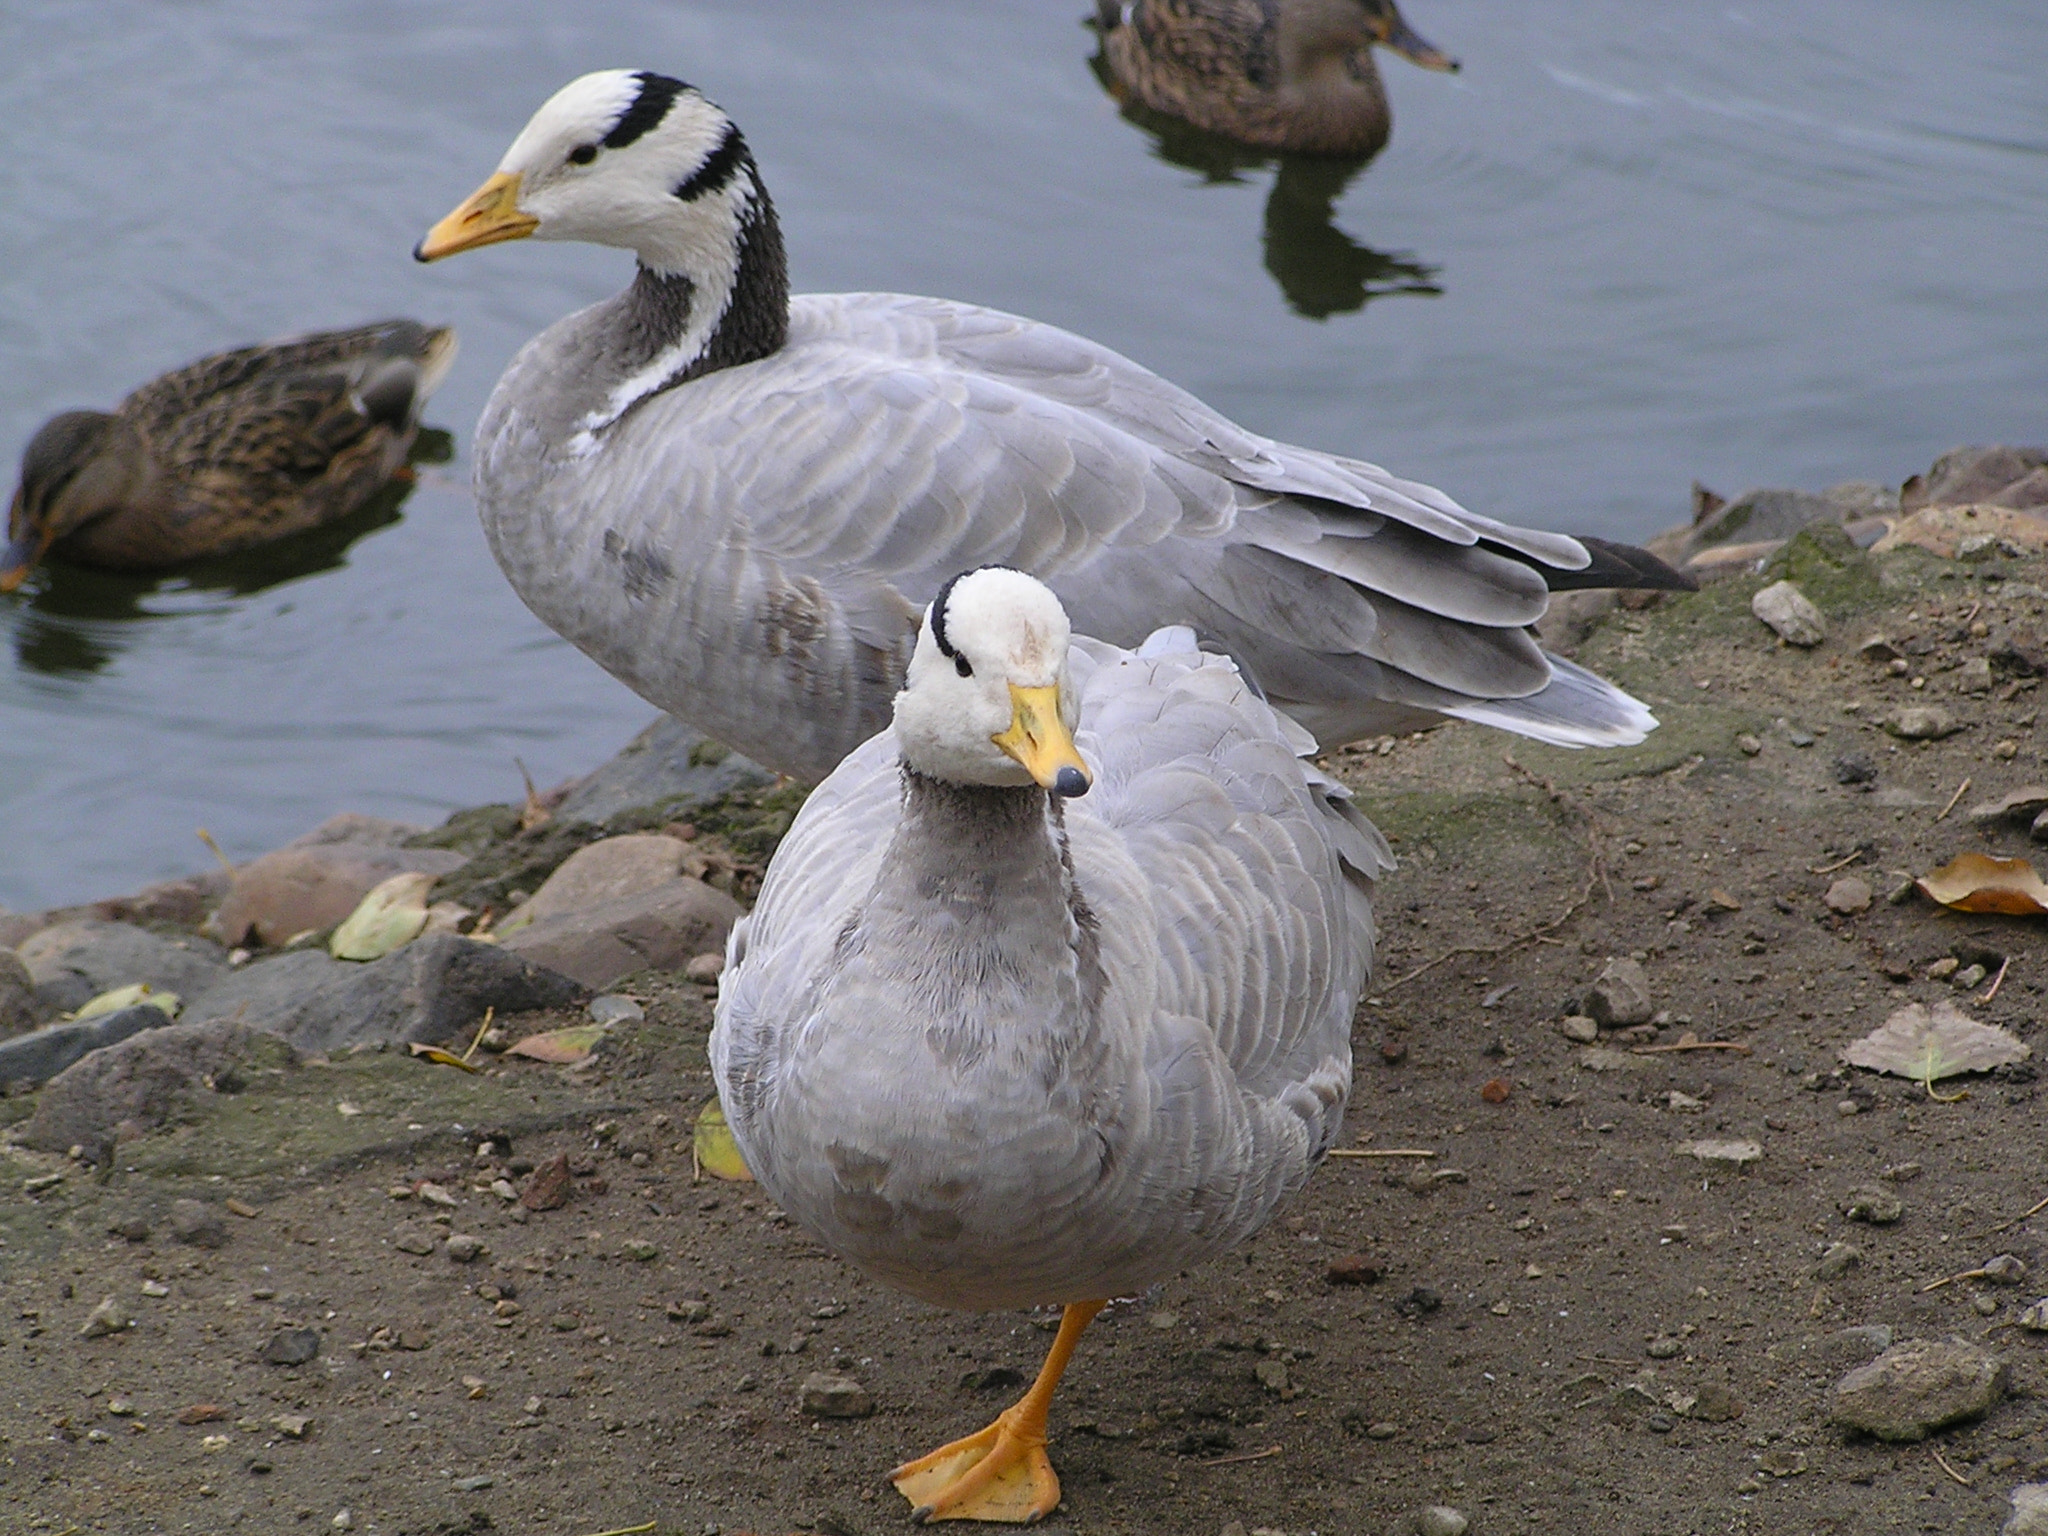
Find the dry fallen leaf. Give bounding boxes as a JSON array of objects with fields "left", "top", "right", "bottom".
[
  {"left": 505, "top": 1024, "right": 607, "bottom": 1064},
  {"left": 1916, "top": 852, "right": 2048, "bottom": 915},
  {"left": 1842, "top": 1001, "right": 2030, "bottom": 1087},
  {"left": 407, "top": 1042, "right": 481, "bottom": 1073},
  {"left": 693, "top": 1100, "right": 754, "bottom": 1182},
  {"left": 71, "top": 982, "right": 179, "bottom": 1021},
  {"left": 330, "top": 871, "right": 436, "bottom": 961}
]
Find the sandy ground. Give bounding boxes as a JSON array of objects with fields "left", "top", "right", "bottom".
[{"left": 4, "top": 530, "right": 2047, "bottom": 1536}]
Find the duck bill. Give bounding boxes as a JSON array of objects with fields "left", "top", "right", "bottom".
[
  {"left": 992, "top": 683, "right": 1092, "bottom": 798},
  {"left": 415, "top": 172, "right": 539, "bottom": 262},
  {"left": 1383, "top": 10, "right": 1459, "bottom": 73},
  {"left": 0, "top": 495, "right": 43, "bottom": 593}
]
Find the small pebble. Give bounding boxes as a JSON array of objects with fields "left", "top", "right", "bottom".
[
  {"left": 1412, "top": 1506, "right": 1469, "bottom": 1536},
  {"left": 1815, "top": 1242, "right": 1863, "bottom": 1280},
  {"left": 1824, "top": 877, "right": 1872, "bottom": 915},
  {"left": 1647, "top": 1337, "right": 1681, "bottom": 1360},
  {"left": 587, "top": 994, "right": 644, "bottom": 1025},
  {"left": 1839, "top": 1186, "right": 1903, "bottom": 1225},
  {"left": 798, "top": 1372, "right": 875, "bottom": 1419},
  {"left": 1559, "top": 1015, "right": 1599, "bottom": 1044},
  {"left": 444, "top": 1234, "right": 487, "bottom": 1264},
  {"left": 684, "top": 951, "right": 725, "bottom": 983}
]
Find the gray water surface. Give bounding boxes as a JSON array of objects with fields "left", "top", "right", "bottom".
[{"left": 2, "top": 1, "right": 2044, "bottom": 909}]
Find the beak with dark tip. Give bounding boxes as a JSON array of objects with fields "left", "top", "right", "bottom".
[
  {"left": 1, "top": 489, "right": 42, "bottom": 593},
  {"left": 1379, "top": 6, "right": 1459, "bottom": 72},
  {"left": 992, "top": 683, "right": 1092, "bottom": 797},
  {"left": 415, "top": 172, "right": 539, "bottom": 262}
]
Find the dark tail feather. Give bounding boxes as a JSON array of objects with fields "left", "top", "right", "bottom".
[{"left": 1540, "top": 536, "right": 1698, "bottom": 594}]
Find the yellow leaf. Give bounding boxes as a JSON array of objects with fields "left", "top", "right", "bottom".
[
  {"left": 407, "top": 1043, "right": 481, "bottom": 1073},
  {"left": 330, "top": 872, "right": 436, "bottom": 960},
  {"left": 505, "top": 1024, "right": 607, "bottom": 1064},
  {"left": 1916, "top": 852, "right": 2048, "bottom": 916},
  {"left": 693, "top": 1100, "right": 753, "bottom": 1182},
  {"left": 73, "top": 983, "right": 180, "bottom": 1021}
]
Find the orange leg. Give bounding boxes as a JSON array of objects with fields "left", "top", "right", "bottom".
[{"left": 890, "top": 1299, "right": 1107, "bottom": 1524}]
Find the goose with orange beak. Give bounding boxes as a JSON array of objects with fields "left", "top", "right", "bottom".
[{"left": 712, "top": 567, "right": 1387, "bottom": 1522}]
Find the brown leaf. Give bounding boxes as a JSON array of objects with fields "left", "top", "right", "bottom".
[
  {"left": 176, "top": 1403, "right": 227, "bottom": 1425},
  {"left": 519, "top": 1152, "right": 572, "bottom": 1211},
  {"left": 1916, "top": 852, "right": 2048, "bottom": 915}
]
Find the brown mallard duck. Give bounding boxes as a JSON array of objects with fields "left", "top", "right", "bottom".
[
  {"left": 2, "top": 320, "right": 457, "bottom": 591},
  {"left": 1094, "top": 0, "right": 1458, "bottom": 156}
]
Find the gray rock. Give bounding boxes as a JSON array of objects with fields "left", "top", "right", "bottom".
[
  {"left": 1558, "top": 1014, "right": 1599, "bottom": 1043},
  {"left": 2006, "top": 1482, "right": 2048, "bottom": 1536},
  {"left": 502, "top": 833, "right": 689, "bottom": 932},
  {"left": 1412, "top": 1507, "right": 1469, "bottom": 1536},
  {"left": 1824, "top": 877, "right": 1873, "bottom": 915},
  {"left": 287, "top": 935, "right": 584, "bottom": 1054},
  {"left": 0, "top": 949, "right": 42, "bottom": 1037},
  {"left": 1840, "top": 1185, "right": 1903, "bottom": 1225},
  {"left": 0, "top": 1005, "right": 178, "bottom": 1088},
  {"left": 180, "top": 950, "right": 344, "bottom": 1032},
  {"left": 1957, "top": 657, "right": 1995, "bottom": 693},
  {"left": 262, "top": 1327, "right": 322, "bottom": 1365},
  {"left": 1902, "top": 445, "right": 2048, "bottom": 513},
  {"left": 798, "top": 1372, "right": 875, "bottom": 1419},
  {"left": 2020, "top": 1298, "right": 2048, "bottom": 1333},
  {"left": 1751, "top": 580, "right": 1828, "bottom": 647},
  {"left": 1829, "top": 1339, "right": 2006, "bottom": 1442},
  {"left": 170, "top": 1199, "right": 229, "bottom": 1250},
  {"left": 500, "top": 879, "right": 742, "bottom": 990},
  {"left": 79, "top": 1296, "right": 132, "bottom": 1338},
  {"left": 1814, "top": 1242, "right": 1863, "bottom": 1281},
  {"left": 444, "top": 1234, "right": 487, "bottom": 1264},
  {"left": 587, "top": 994, "right": 645, "bottom": 1025},
  {"left": 210, "top": 814, "right": 466, "bottom": 949},
  {"left": 88, "top": 871, "right": 233, "bottom": 931},
  {"left": 1969, "top": 786, "right": 2048, "bottom": 827},
  {"left": 554, "top": 715, "right": 775, "bottom": 827},
  {"left": 1693, "top": 488, "right": 1844, "bottom": 550},
  {"left": 188, "top": 936, "right": 581, "bottom": 1056},
  {"left": 1886, "top": 706, "right": 1962, "bottom": 741},
  {"left": 16, "top": 919, "right": 228, "bottom": 1015},
  {"left": 20, "top": 1020, "right": 299, "bottom": 1161},
  {"left": 1583, "top": 957, "right": 1653, "bottom": 1028}
]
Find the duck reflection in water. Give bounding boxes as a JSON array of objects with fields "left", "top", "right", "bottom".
[
  {"left": 3, "top": 431, "right": 447, "bottom": 679},
  {"left": 1089, "top": 0, "right": 1453, "bottom": 319}
]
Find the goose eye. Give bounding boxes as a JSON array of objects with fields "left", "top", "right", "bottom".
[
  {"left": 567, "top": 144, "right": 598, "bottom": 166},
  {"left": 954, "top": 655, "right": 973, "bottom": 679}
]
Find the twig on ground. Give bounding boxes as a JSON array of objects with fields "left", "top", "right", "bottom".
[
  {"left": 1936, "top": 778, "right": 1972, "bottom": 822},
  {"left": 1809, "top": 849, "right": 1863, "bottom": 875},
  {"left": 1931, "top": 1447, "right": 1972, "bottom": 1487},
  {"left": 1326, "top": 1148, "right": 1437, "bottom": 1159},
  {"left": 1194, "top": 1444, "right": 1282, "bottom": 1468},
  {"left": 462, "top": 1006, "right": 495, "bottom": 1065},
  {"left": 577, "top": 1524, "right": 657, "bottom": 1536},
  {"left": 1631, "top": 1039, "right": 1752, "bottom": 1056},
  {"left": 1980, "top": 956, "right": 2011, "bottom": 1003},
  {"left": 1984, "top": 1192, "right": 2048, "bottom": 1236},
  {"left": 1921, "top": 1263, "right": 2004, "bottom": 1293}
]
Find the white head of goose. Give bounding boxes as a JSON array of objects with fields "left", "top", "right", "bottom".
[
  {"left": 418, "top": 70, "right": 1691, "bottom": 785},
  {"left": 712, "top": 566, "right": 1387, "bottom": 1522}
]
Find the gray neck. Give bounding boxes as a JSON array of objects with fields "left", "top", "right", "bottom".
[{"left": 855, "top": 769, "right": 1103, "bottom": 1070}]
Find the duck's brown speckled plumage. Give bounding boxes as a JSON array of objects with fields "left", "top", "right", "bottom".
[
  {"left": 1096, "top": 0, "right": 1457, "bottom": 156},
  {"left": 3, "top": 320, "right": 454, "bottom": 585}
]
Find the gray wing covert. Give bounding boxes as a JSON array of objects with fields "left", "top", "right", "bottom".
[{"left": 1069, "top": 634, "right": 1385, "bottom": 1138}]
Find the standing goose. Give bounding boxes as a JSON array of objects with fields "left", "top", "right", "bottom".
[
  {"left": 1094, "top": 0, "right": 1460, "bottom": 157},
  {"left": 712, "top": 566, "right": 1386, "bottom": 1523},
  {"left": 2, "top": 321, "right": 456, "bottom": 592},
  {"left": 417, "top": 70, "right": 1688, "bottom": 783}
]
